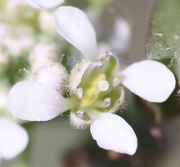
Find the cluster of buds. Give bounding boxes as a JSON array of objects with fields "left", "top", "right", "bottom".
[{"left": 0, "top": 0, "right": 58, "bottom": 161}]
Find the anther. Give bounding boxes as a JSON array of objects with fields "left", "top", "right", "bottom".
[
  {"left": 76, "top": 110, "right": 85, "bottom": 119},
  {"left": 103, "top": 98, "right": 112, "bottom": 107},
  {"left": 97, "top": 80, "right": 109, "bottom": 91}
]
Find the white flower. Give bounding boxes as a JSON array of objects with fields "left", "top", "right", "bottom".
[
  {"left": 4, "top": 28, "right": 33, "bottom": 56},
  {"left": 8, "top": 6, "right": 176, "bottom": 155},
  {"left": 0, "top": 117, "right": 28, "bottom": 160},
  {"left": 25, "top": 0, "right": 64, "bottom": 9}
]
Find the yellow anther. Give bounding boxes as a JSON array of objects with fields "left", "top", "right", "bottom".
[{"left": 97, "top": 80, "right": 109, "bottom": 91}]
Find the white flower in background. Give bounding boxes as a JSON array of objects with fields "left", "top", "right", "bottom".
[
  {"left": 6, "top": 0, "right": 36, "bottom": 20},
  {"left": 4, "top": 27, "right": 33, "bottom": 56},
  {"left": 29, "top": 43, "right": 57, "bottom": 69},
  {"left": 8, "top": 7, "right": 176, "bottom": 155},
  {"left": 0, "top": 117, "right": 28, "bottom": 160},
  {"left": 6, "top": 0, "right": 26, "bottom": 15},
  {"left": 0, "top": 24, "right": 7, "bottom": 44},
  {"left": 39, "top": 11, "right": 56, "bottom": 34},
  {"left": 25, "top": 0, "right": 64, "bottom": 9},
  {"left": 110, "top": 18, "right": 131, "bottom": 55}
]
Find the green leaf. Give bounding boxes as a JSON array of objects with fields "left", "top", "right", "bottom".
[{"left": 146, "top": 0, "right": 180, "bottom": 86}]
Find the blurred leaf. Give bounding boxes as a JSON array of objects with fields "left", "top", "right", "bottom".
[
  {"left": 87, "top": 0, "right": 111, "bottom": 10},
  {"left": 146, "top": 0, "right": 180, "bottom": 117},
  {"left": 146, "top": 0, "right": 180, "bottom": 86}
]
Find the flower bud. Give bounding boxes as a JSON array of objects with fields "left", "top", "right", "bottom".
[
  {"left": 33, "top": 63, "right": 68, "bottom": 94},
  {"left": 29, "top": 43, "right": 57, "bottom": 69}
]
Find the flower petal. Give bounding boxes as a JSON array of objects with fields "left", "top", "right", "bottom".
[
  {"left": 25, "top": 0, "right": 64, "bottom": 9},
  {"left": 8, "top": 81, "right": 73, "bottom": 121},
  {"left": 90, "top": 113, "right": 137, "bottom": 155},
  {"left": 121, "top": 60, "right": 176, "bottom": 102},
  {"left": 0, "top": 118, "right": 28, "bottom": 160},
  {"left": 53, "top": 6, "right": 97, "bottom": 60}
]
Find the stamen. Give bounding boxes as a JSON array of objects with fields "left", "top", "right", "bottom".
[
  {"left": 103, "top": 98, "right": 112, "bottom": 107},
  {"left": 75, "top": 110, "right": 85, "bottom": 119},
  {"left": 97, "top": 80, "right": 109, "bottom": 91}
]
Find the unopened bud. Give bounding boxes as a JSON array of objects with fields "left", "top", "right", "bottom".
[
  {"left": 33, "top": 63, "right": 68, "bottom": 94},
  {"left": 29, "top": 43, "right": 57, "bottom": 69}
]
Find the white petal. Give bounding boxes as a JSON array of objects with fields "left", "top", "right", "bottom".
[
  {"left": 53, "top": 6, "right": 97, "bottom": 60},
  {"left": 121, "top": 60, "right": 176, "bottom": 102},
  {"left": 25, "top": 0, "right": 64, "bottom": 9},
  {"left": 8, "top": 81, "right": 73, "bottom": 121},
  {"left": 0, "top": 118, "right": 28, "bottom": 160},
  {"left": 90, "top": 113, "right": 137, "bottom": 155}
]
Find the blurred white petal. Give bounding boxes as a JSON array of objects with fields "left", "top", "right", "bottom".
[
  {"left": 90, "top": 113, "right": 137, "bottom": 155},
  {"left": 4, "top": 29, "right": 33, "bottom": 55},
  {"left": 111, "top": 18, "right": 131, "bottom": 55},
  {"left": 8, "top": 81, "right": 73, "bottom": 121},
  {"left": 25, "top": 0, "right": 64, "bottom": 9},
  {"left": 0, "top": 118, "right": 28, "bottom": 160},
  {"left": 53, "top": 6, "right": 97, "bottom": 60},
  {"left": 121, "top": 60, "right": 176, "bottom": 102}
]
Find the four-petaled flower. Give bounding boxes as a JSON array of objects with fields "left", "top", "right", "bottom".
[{"left": 8, "top": 6, "right": 176, "bottom": 155}]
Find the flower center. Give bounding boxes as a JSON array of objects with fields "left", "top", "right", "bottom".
[
  {"left": 69, "top": 55, "right": 125, "bottom": 128},
  {"left": 80, "top": 73, "right": 108, "bottom": 108}
]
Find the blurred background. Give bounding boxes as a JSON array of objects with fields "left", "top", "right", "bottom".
[{"left": 0, "top": 0, "right": 180, "bottom": 167}]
